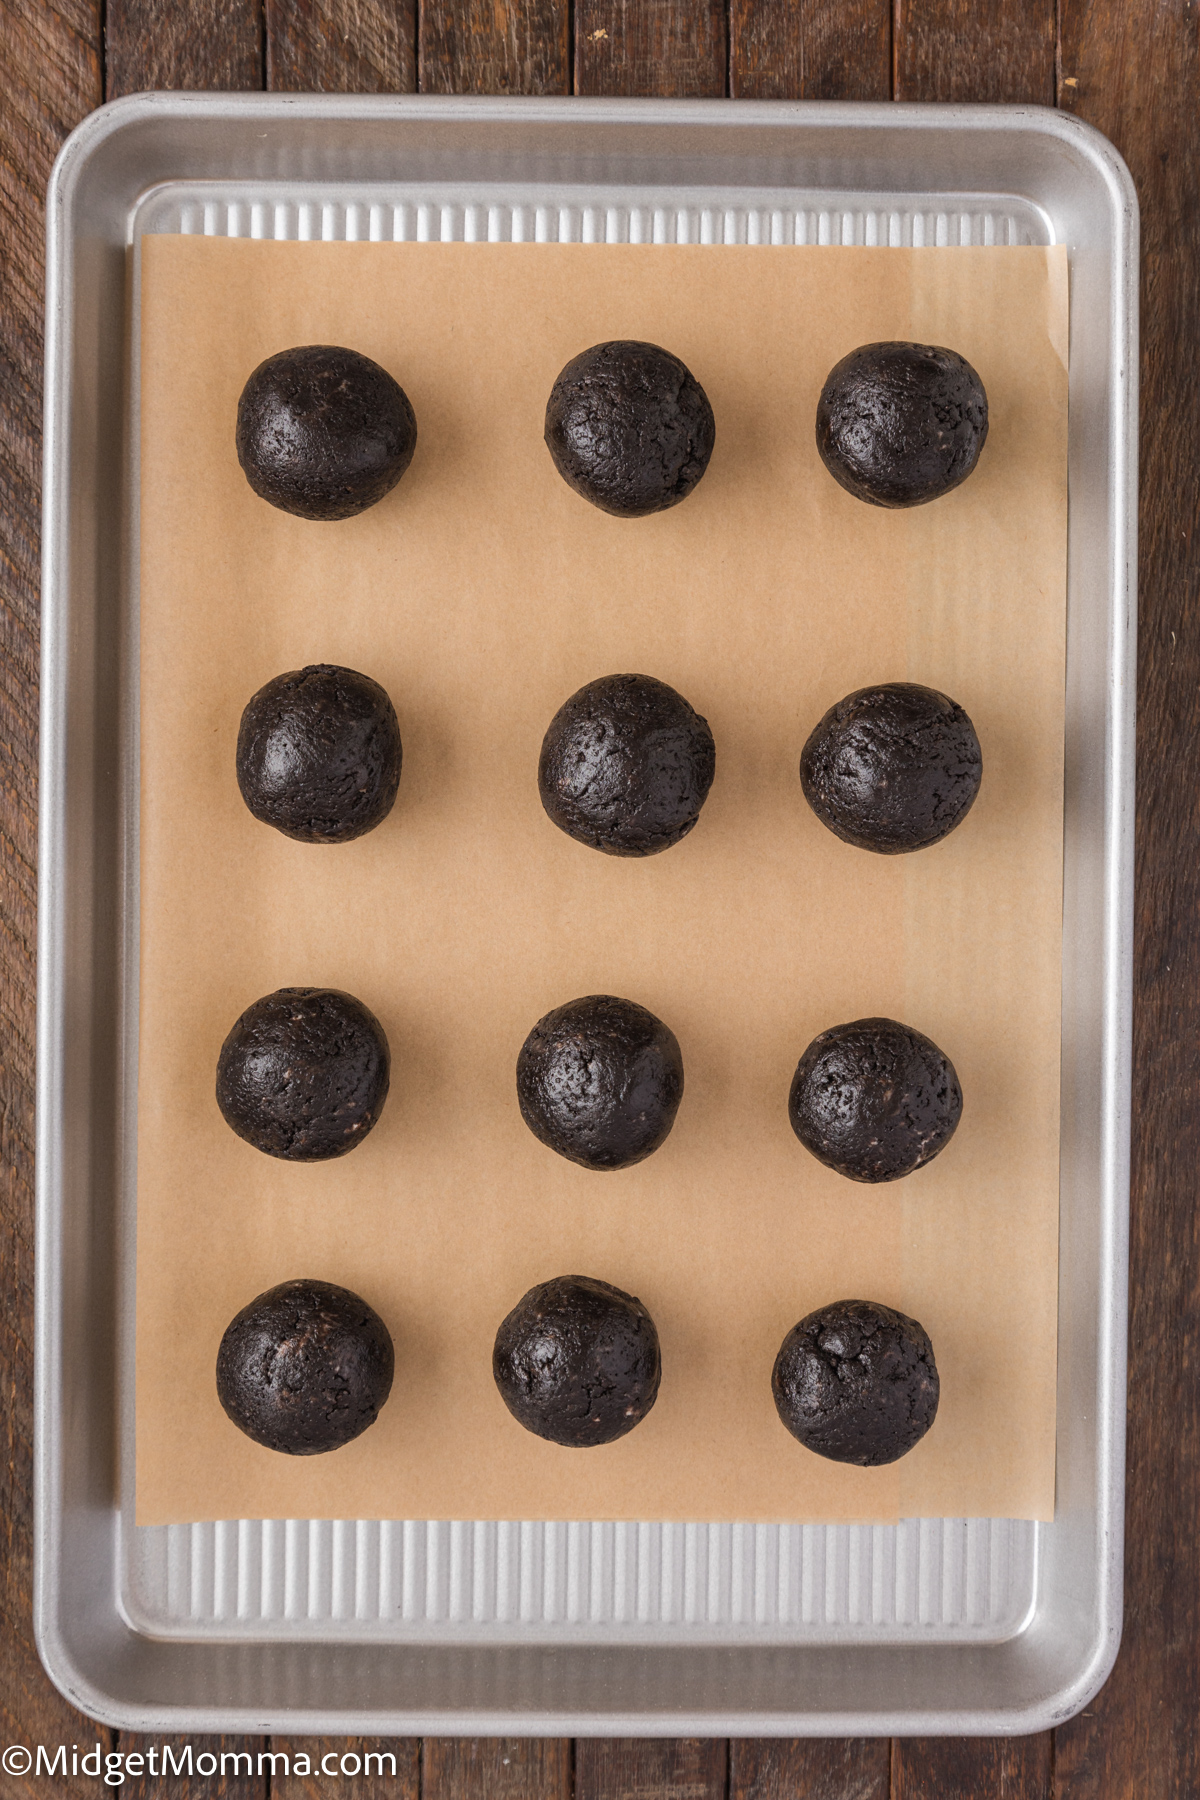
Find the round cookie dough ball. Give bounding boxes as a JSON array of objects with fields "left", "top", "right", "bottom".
[
  {"left": 800, "top": 681, "right": 982, "bottom": 854},
  {"left": 772, "top": 1298, "right": 939, "bottom": 1465},
  {"left": 236, "top": 663, "right": 403, "bottom": 844},
  {"left": 816, "top": 342, "right": 988, "bottom": 508},
  {"left": 788, "top": 1017, "right": 961, "bottom": 1183},
  {"left": 217, "top": 1277, "right": 395, "bottom": 1454},
  {"left": 538, "top": 673, "right": 716, "bottom": 857},
  {"left": 517, "top": 994, "right": 684, "bottom": 1171},
  {"left": 544, "top": 340, "right": 715, "bottom": 517},
  {"left": 236, "top": 344, "right": 417, "bottom": 520},
  {"left": 493, "top": 1274, "right": 662, "bottom": 1446},
  {"left": 216, "top": 987, "right": 390, "bottom": 1161}
]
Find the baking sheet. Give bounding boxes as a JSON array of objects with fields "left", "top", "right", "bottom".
[{"left": 136, "top": 237, "right": 1067, "bottom": 1527}]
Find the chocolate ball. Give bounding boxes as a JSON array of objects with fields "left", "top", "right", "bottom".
[
  {"left": 216, "top": 987, "right": 390, "bottom": 1161},
  {"left": 517, "top": 994, "right": 684, "bottom": 1171},
  {"left": 772, "top": 1299, "right": 940, "bottom": 1465},
  {"left": 788, "top": 1017, "right": 961, "bottom": 1183},
  {"left": 538, "top": 673, "right": 716, "bottom": 857},
  {"left": 217, "top": 1278, "right": 395, "bottom": 1454},
  {"left": 236, "top": 664, "right": 402, "bottom": 844},
  {"left": 544, "top": 340, "right": 715, "bottom": 517},
  {"left": 816, "top": 342, "right": 988, "bottom": 508},
  {"left": 236, "top": 344, "right": 417, "bottom": 520},
  {"left": 493, "top": 1274, "right": 662, "bottom": 1447},
  {"left": 800, "top": 682, "right": 982, "bottom": 854}
]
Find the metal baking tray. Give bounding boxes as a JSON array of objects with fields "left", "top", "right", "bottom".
[{"left": 36, "top": 94, "right": 1137, "bottom": 1736}]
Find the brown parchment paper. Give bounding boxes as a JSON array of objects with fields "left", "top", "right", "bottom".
[{"left": 136, "top": 237, "right": 1067, "bottom": 1527}]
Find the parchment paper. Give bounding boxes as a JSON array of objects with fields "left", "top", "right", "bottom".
[{"left": 136, "top": 238, "right": 1067, "bottom": 1527}]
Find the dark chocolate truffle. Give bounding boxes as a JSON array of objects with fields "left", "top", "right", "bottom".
[
  {"left": 236, "top": 344, "right": 417, "bottom": 520},
  {"left": 816, "top": 342, "right": 988, "bottom": 508},
  {"left": 517, "top": 994, "right": 684, "bottom": 1171},
  {"left": 772, "top": 1298, "right": 939, "bottom": 1465},
  {"left": 544, "top": 340, "right": 715, "bottom": 517},
  {"left": 493, "top": 1274, "right": 662, "bottom": 1446},
  {"left": 236, "top": 663, "right": 403, "bottom": 844},
  {"left": 216, "top": 987, "right": 390, "bottom": 1161},
  {"left": 538, "top": 673, "right": 715, "bottom": 856},
  {"left": 217, "top": 1277, "right": 395, "bottom": 1454},
  {"left": 788, "top": 1017, "right": 961, "bottom": 1183},
  {"left": 800, "top": 682, "right": 982, "bottom": 854}
]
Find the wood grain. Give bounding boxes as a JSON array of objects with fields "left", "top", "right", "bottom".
[
  {"left": 892, "top": 1735, "right": 1051, "bottom": 1799},
  {"left": 730, "top": 0, "right": 891, "bottom": 101},
  {"left": 271, "top": 1737, "right": 419, "bottom": 1796},
  {"left": 730, "top": 1737, "right": 891, "bottom": 1799},
  {"left": 575, "top": 0, "right": 727, "bottom": 98},
  {"left": 0, "top": 1, "right": 111, "bottom": 1785},
  {"left": 1054, "top": 1, "right": 1200, "bottom": 1793},
  {"left": 893, "top": 0, "right": 1055, "bottom": 104},
  {"left": 575, "top": 1738, "right": 728, "bottom": 1799},
  {"left": 421, "top": 1737, "right": 571, "bottom": 1798},
  {"left": 105, "top": 0, "right": 264, "bottom": 97},
  {"left": 418, "top": 0, "right": 570, "bottom": 95},
  {"left": 266, "top": 0, "right": 416, "bottom": 92}
]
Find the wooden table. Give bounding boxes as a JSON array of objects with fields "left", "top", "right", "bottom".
[{"left": 1, "top": 3, "right": 1192, "bottom": 1795}]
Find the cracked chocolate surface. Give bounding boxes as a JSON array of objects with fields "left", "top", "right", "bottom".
[
  {"left": 772, "top": 1298, "right": 940, "bottom": 1465},
  {"left": 800, "top": 681, "right": 982, "bottom": 854},
  {"left": 216, "top": 987, "right": 390, "bottom": 1161},
  {"left": 493, "top": 1274, "right": 662, "bottom": 1447},
  {"left": 538, "top": 672, "right": 715, "bottom": 856},
  {"left": 544, "top": 340, "right": 715, "bottom": 517},
  {"left": 816, "top": 341, "right": 988, "bottom": 508},
  {"left": 788, "top": 1017, "right": 961, "bottom": 1183},
  {"left": 236, "top": 663, "right": 402, "bottom": 844},
  {"left": 236, "top": 344, "right": 417, "bottom": 520},
  {"left": 217, "top": 1277, "right": 395, "bottom": 1455},
  {"left": 517, "top": 994, "right": 684, "bottom": 1171}
]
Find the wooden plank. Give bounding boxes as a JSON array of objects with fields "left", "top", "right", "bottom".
[
  {"left": 270, "top": 1738, "right": 419, "bottom": 1797},
  {"left": 105, "top": 0, "right": 264, "bottom": 97},
  {"left": 118, "top": 1737, "right": 266, "bottom": 1797},
  {"left": 265, "top": 0, "right": 416, "bottom": 92},
  {"left": 893, "top": 0, "right": 1054, "bottom": 104},
  {"left": 730, "top": 1737, "right": 890, "bottom": 1799},
  {"left": 575, "top": 1738, "right": 727, "bottom": 1799},
  {"left": 1052, "top": 2, "right": 1200, "bottom": 1794},
  {"left": 0, "top": 3, "right": 114, "bottom": 1786},
  {"left": 730, "top": 0, "right": 890, "bottom": 102},
  {"left": 421, "top": 1738, "right": 571, "bottom": 1798},
  {"left": 575, "top": 0, "right": 726, "bottom": 98},
  {"left": 892, "top": 1736, "right": 1051, "bottom": 1799},
  {"left": 418, "top": 0, "right": 569, "bottom": 96}
]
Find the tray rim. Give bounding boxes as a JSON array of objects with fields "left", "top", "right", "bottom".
[{"left": 35, "top": 91, "right": 1138, "bottom": 1736}]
